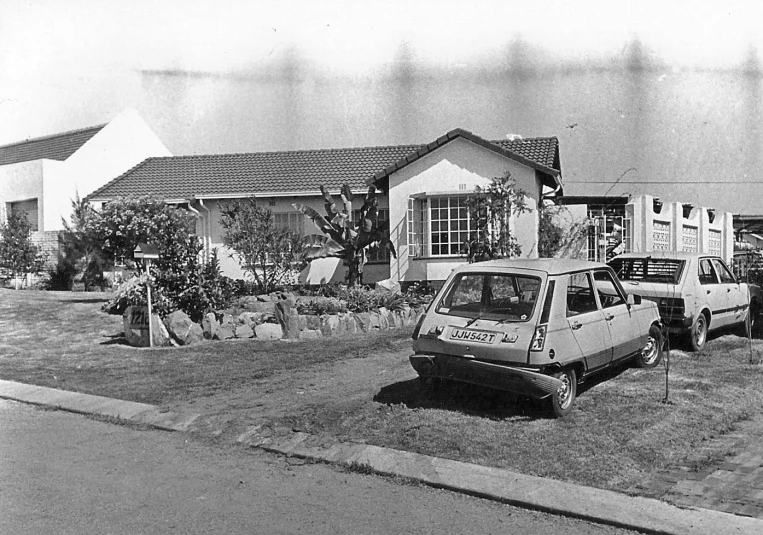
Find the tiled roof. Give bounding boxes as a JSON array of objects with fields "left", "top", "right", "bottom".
[
  {"left": 87, "top": 131, "right": 561, "bottom": 201},
  {"left": 0, "top": 124, "right": 106, "bottom": 166},
  {"left": 369, "top": 129, "right": 560, "bottom": 190}
]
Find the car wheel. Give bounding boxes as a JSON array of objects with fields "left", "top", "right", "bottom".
[
  {"left": 688, "top": 314, "right": 707, "bottom": 352},
  {"left": 637, "top": 324, "right": 663, "bottom": 368},
  {"left": 549, "top": 368, "right": 577, "bottom": 418}
]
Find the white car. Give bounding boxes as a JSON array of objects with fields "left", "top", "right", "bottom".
[{"left": 608, "top": 252, "right": 760, "bottom": 351}]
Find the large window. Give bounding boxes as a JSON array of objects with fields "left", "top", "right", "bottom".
[
  {"left": 9, "top": 199, "right": 39, "bottom": 232},
  {"left": 273, "top": 212, "right": 305, "bottom": 235},
  {"left": 430, "top": 196, "right": 470, "bottom": 256}
]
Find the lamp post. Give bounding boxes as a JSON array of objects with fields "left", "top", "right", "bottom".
[{"left": 133, "top": 243, "right": 160, "bottom": 347}]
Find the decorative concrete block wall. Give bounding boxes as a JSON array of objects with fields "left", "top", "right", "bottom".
[{"left": 625, "top": 195, "right": 733, "bottom": 263}]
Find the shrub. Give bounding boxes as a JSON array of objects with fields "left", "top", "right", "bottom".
[
  {"left": 335, "top": 285, "right": 382, "bottom": 312},
  {"left": 296, "top": 296, "right": 348, "bottom": 316},
  {"left": 43, "top": 256, "right": 77, "bottom": 291}
]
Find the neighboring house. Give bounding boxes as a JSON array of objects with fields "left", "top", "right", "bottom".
[
  {"left": 559, "top": 194, "right": 734, "bottom": 264},
  {"left": 0, "top": 108, "right": 171, "bottom": 262},
  {"left": 87, "top": 128, "right": 562, "bottom": 286}
]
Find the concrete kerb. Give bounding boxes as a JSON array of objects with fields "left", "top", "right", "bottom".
[
  {"left": 3, "top": 377, "right": 762, "bottom": 535},
  {"left": 237, "top": 427, "right": 763, "bottom": 535},
  {"left": 0, "top": 379, "right": 199, "bottom": 432}
]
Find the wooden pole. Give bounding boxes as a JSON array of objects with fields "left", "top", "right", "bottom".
[{"left": 146, "top": 259, "right": 153, "bottom": 348}]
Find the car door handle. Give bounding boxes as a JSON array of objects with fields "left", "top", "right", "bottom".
[
  {"left": 571, "top": 322, "right": 582, "bottom": 330},
  {"left": 604, "top": 314, "right": 614, "bottom": 321}
]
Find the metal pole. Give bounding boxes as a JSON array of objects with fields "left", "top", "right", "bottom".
[{"left": 146, "top": 259, "right": 153, "bottom": 348}]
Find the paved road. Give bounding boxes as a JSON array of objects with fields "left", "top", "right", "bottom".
[{"left": 0, "top": 400, "right": 639, "bottom": 535}]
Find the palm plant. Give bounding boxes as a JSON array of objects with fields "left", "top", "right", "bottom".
[{"left": 294, "top": 185, "right": 396, "bottom": 286}]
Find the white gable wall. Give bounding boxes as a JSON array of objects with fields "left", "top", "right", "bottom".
[
  {"left": 387, "top": 136, "right": 542, "bottom": 284},
  {"left": 47, "top": 108, "right": 172, "bottom": 231},
  {"left": 0, "top": 159, "right": 45, "bottom": 228}
]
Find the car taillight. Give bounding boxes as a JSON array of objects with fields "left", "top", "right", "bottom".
[
  {"left": 530, "top": 325, "right": 547, "bottom": 352},
  {"left": 659, "top": 298, "right": 685, "bottom": 319}
]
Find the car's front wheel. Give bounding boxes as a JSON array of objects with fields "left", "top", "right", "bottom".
[
  {"left": 637, "top": 324, "right": 664, "bottom": 368},
  {"left": 549, "top": 368, "right": 577, "bottom": 418},
  {"left": 688, "top": 313, "right": 708, "bottom": 352}
]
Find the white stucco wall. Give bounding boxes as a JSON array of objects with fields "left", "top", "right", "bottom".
[
  {"left": 0, "top": 159, "right": 45, "bottom": 228},
  {"left": 386, "top": 136, "right": 542, "bottom": 284},
  {"left": 50, "top": 108, "right": 172, "bottom": 231},
  {"left": 2, "top": 108, "right": 171, "bottom": 232},
  {"left": 195, "top": 193, "right": 391, "bottom": 285}
]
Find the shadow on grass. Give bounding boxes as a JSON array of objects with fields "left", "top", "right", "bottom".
[
  {"left": 375, "top": 361, "right": 641, "bottom": 421},
  {"left": 100, "top": 333, "right": 131, "bottom": 346},
  {"left": 374, "top": 378, "right": 551, "bottom": 420},
  {"left": 61, "top": 297, "right": 110, "bottom": 304}
]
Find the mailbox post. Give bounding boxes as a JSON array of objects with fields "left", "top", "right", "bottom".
[{"left": 133, "top": 243, "right": 160, "bottom": 347}]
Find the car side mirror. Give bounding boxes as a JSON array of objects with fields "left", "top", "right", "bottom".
[{"left": 627, "top": 294, "right": 641, "bottom": 306}]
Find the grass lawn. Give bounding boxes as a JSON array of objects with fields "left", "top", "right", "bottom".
[{"left": 3, "top": 287, "right": 763, "bottom": 495}]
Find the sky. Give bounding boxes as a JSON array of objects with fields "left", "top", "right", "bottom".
[{"left": 2, "top": 0, "right": 763, "bottom": 213}]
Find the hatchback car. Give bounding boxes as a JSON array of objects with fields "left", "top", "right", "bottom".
[
  {"left": 608, "top": 252, "right": 759, "bottom": 351},
  {"left": 410, "top": 259, "right": 663, "bottom": 417}
]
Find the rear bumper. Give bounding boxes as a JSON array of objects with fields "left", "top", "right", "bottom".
[
  {"left": 410, "top": 354, "right": 563, "bottom": 399},
  {"left": 662, "top": 315, "right": 693, "bottom": 333}
]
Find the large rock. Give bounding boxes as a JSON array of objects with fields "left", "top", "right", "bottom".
[
  {"left": 255, "top": 323, "right": 282, "bottom": 340},
  {"left": 320, "top": 314, "right": 340, "bottom": 336},
  {"left": 298, "top": 329, "right": 322, "bottom": 340},
  {"left": 202, "top": 312, "right": 219, "bottom": 340},
  {"left": 235, "top": 324, "right": 254, "bottom": 339},
  {"left": 164, "top": 310, "right": 204, "bottom": 346},
  {"left": 354, "top": 312, "right": 371, "bottom": 332},
  {"left": 214, "top": 327, "right": 236, "bottom": 340},
  {"left": 305, "top": 314, "right": 321, "bottom": 330},
  {"left": 123, "top": 306, "right": 171, "bottom": 347},
  {"left": 339, "top": 312, "right": 359, "bottom": 334},
  {"left": 274, "top": 298, "right": 300, "bottom": 339}
]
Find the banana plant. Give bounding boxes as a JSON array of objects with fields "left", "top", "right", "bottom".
[{"left": 294, "top": 184, "right": 396, "bottom": 286}]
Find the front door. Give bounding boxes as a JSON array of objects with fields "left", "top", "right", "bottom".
[
  {"left": 699, "top": 258, "right": 729, "bottom": 328},
  {"left": 593, "top": 269, "right": 642, "bottom": 361},
  {"left": 711, "top": 258, "right": 747, "bottom": 325},
  {"left": 566, "top": 272, "right": 612, "bottom": 371}
]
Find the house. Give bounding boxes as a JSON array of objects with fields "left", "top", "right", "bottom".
[
  {"left": 558, "top": 194, "right": 734, "bottom": 264},
  {"left": 87, "top": 128, "right": 562, "bottom": 286},
  {"left": 0, "top": 108, "right": 171, "bottom": 262}
]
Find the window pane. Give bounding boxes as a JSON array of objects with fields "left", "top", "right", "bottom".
[
  {"left": 428, "top": 196, "right": 470, "bottom": 257},
  {"left": 567, "top": 272, "right": 598, "bottom": 316},
  {"left": 593, "top": 270, "right": 625, "bottom": 308},
  {"left": 437, "top": 273, "right": 540, "bottom": 322}
]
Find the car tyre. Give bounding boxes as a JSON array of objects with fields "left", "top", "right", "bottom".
[
  {"left": 688, "top": 313, "right": 707, "bottom": 352},
  {"left": 637, "top": 324, "right": 664, "bottom": 368},
  {"left": 549, "top": 368, "right": 577, "bottom": 418}
]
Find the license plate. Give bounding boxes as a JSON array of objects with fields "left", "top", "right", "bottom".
[{"left": 449, "top": 328, "right": 496, "bottom": 344}]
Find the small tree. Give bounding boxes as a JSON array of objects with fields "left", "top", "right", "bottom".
[
  {"left": 294, "top": 185, "right": 396, "bottom": 286},
  {"left": 219, "top": 197, "right": 305, "bottom": 294},
  {"left": 537, "top": 202, "right": 590, "bottom": 258},
  {"left": 57, "top": 194, "right": 108, "bottom": 291},
  {"left": 0, "top": 211, "right": 46, "bottom": 289},
  {"left": 83, "top": 196, "right": 197, "bottom": 269},
  {"left": 463, "top": 171, "right": 531, "bottom": 262}
]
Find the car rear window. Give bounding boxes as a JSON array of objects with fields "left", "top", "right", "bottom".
[
  {"left": 608, "top": 257, "right": 685, "bottom": 284},
  {"left": 436, "top": 272, "right": 541, "bottom": 322}
]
